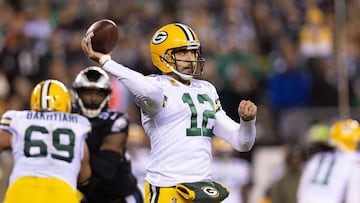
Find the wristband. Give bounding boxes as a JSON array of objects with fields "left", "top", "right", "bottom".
[{"left": 99, "top": 54, "right": 111, "bottom": 66}]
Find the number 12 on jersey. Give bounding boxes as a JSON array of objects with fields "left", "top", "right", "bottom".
[{"left": 182, "top": 93, "right": 215, "bottom": 137}]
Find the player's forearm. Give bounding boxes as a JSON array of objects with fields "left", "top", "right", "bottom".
[
  {"left": 103, "top": 60, "right": 163, "bottom": 114},
  {"left": 77, "top": 174, "right": 99, "bottom": 197},
  {"left": 90, "top": 149, "right": 121, "bottom": 180},
  {"left": 235, "top": 118, "right": 256, "bottom": 151},
  {"left": 214, "top": 111, "right": 256, "bottom": 152},
  {"left": 103, "top": 60, "right": 158, "bottom": 97},
  {"left": 0, "top": 130, "right": 12, "bottom": 153}
]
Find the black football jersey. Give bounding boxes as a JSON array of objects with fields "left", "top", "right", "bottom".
[
  {"left": 86, "top": 109, "right": 129, "bottom": 153},
  {"left": 73, "top": 107, "right": 139, "bottom": 202}
]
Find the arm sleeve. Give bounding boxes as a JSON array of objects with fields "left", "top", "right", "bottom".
[
  {"left": 90, "top": 150, "right": 122, "bottom": 181},
  {"left": 103, "top": 60, "right": 163, "bottom": 116},
  {"left": 213, "top": 110, "right": 256, "bottom": 152},
  {"left": 77, "top": 173, "right": 99, "bottom": 197}
]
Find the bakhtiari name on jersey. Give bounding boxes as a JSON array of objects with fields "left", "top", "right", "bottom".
[{"left": 26, "top": 111, "right": 78, "bottom": 123}]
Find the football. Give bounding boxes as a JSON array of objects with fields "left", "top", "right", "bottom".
[{"left": 85, "top": 19, "right": 119, "bottom": 54}]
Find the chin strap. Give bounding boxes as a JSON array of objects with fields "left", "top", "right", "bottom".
[{"left": 163, "top": 59, "right": 193, "bottom": 81}]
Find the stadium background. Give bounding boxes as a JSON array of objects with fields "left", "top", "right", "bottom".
[{"left": 0, "top": 0, "right": 360, "bottom": 202}]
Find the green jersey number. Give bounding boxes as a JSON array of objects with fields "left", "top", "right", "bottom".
[
  {"left": 24, "top": 125, "right": 75, "bottom": 163},
  {"left": 182, "top": 93, "right": 215, "bottom": 137},
  {"left": 311, "top": 154, "right": 336, "bottom": 185}
]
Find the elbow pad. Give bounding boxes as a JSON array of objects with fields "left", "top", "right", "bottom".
[{"left": 90, "top": 150, "right": 121, "bottom": 181}]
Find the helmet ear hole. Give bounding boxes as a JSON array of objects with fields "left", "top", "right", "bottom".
[
  {"left": 162, "top": 53, "right": 175, "bottom": 66},
  {"left": 163, "top": 53, "right": 171, "bottom": 61}
]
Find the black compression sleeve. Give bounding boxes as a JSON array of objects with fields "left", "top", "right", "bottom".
[
  {"left": 90, "top": 150, "right": 122, "bottom": 181},
  {"left": 77, "top": 174, "right": 99, "bottom": 197}
]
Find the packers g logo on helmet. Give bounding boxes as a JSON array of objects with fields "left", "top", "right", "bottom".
[
  {"left": 329, "top": 119, "right": 360, "bottom": 151},
  {"left": 149, "top": 23, "right": 205, "bottom": 80},
  {"left": 30, "top": 79, "right": 71, "bottom": 113},
  {"left": 152, "top": 31, "right": 168, "bottom": 45}
]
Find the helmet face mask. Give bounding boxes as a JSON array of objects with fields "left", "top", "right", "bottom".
[
  {"left": 161, "top": 48, "right": 205, "bottom": 78},
  {"left": 30, "top": 79, "right": 71, "bottom": 113},
  {"left": 150, "top": 23, "right": 205, "bottom": 80},
  {"left": 72, "top": 66, "right": 112, "bottom": 118},
  {"left": 77, "top": 88, "right": 108, "bottom": 109}
]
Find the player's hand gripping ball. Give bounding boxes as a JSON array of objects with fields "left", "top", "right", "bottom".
[{"left": 85, "top": 19, "right": 118, "bottom": 54}]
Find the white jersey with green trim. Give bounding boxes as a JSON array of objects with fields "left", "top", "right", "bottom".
[
  {"left": 297, "top": 151, "right": 360, "bottom": 203},
  {"left": 103, "top": 60, "right": 256, "bottom": 187},
  {"left": 0, "top": 110, "right": 91, "bottom": 191},
  {"left": 142, "top": 75, "right": 219, "bottom": 186}
]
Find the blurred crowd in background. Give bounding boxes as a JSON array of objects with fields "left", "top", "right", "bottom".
[
  {"left": 2, "top": 0, "right": 360, "bottom": 143},
  {"left": 1, "top": 0, "right": 360, "bottom": 202}
]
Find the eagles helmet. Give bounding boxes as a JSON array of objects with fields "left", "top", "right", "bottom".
[
  {"left": 72, "top": 66, "right": 112, "bottom": 118},
  {"left": 329, "top": 119, "right": 360, "bottom": 152},
  {"left": 30, "top": 79, "right": 71, "bottom": 113},
  {"left": 150, "top": 23, "right": 205, "bottom": 80}
]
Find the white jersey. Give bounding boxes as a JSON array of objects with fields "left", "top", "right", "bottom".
[
  {"left": 104, "top": 60, "right": 256, "bottom": 187},
  {"left": 297, "top": 151, "right": 360, "bottom": 203},
  {"left": 0, "top": 110, "right": 91, "bottom": 191},
  {"left": 142, "top": 75, "right": 219, "bottom": 186}
]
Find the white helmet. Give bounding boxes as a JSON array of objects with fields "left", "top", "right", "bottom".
[{"left": 72, "top": 66, "right": 112, "bottom": 118}]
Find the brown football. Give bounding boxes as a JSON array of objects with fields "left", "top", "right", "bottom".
[{"left": 85, "top": 19, "right": 118, "bottom": 54}]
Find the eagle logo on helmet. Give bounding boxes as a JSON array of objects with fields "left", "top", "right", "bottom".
[{"left": 72, "top": 66, "right": 112, "bottom": 118}]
